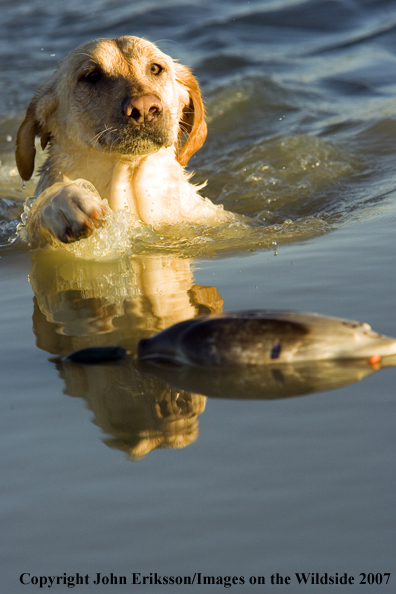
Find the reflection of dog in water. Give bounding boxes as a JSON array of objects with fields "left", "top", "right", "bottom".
[
  {"left": 30, "top": 251, "right": 222, "bottom": 459},
  {"left": 29, "top": 250, "right": 396, "bottom": 460},
  {"left": 58, "top": 359, "right": 207, "bottom": 460}
]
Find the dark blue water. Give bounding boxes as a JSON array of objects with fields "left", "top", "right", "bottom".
[{"left": 1, "top": 1, "right": 396, "bottom": 592}]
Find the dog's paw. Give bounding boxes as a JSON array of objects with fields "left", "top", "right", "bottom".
[{"left": 41, "top": 183, "right": 107, "bottom": 243}]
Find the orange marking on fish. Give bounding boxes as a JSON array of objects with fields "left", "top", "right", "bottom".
[{"left": 368, "top": 354, "right": 381, "bottom": 369}]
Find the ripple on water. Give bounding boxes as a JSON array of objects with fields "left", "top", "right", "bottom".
[{"left": 0, "top": 128, "right": 360, "bottom": 260}]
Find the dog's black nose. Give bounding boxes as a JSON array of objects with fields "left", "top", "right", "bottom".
[{"left": 123, "top": 95, "right": 162, "bottom": 124}]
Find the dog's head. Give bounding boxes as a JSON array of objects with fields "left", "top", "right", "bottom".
[{"left": 16, "top": 36, "right": 207, "bottom": 181}]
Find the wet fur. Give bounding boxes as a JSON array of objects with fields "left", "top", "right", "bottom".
[{"left": 16, "top": 36, "right": 230, "bottom": 245}]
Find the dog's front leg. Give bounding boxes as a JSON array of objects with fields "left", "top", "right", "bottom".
[{"left": 25, "top": 182, "right": 107, "bottom": 246}]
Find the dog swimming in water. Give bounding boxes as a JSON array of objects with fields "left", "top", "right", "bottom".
[{"left": 16, "top": 36, "right": 234, "bottom": 246}]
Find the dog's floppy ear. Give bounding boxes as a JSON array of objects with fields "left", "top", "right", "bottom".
[
  {"left": 15, "top": 79, "right": 58, "bottom": 181},
  {"left": 175, "top": 64, "right": 207, "bottom": 167}
]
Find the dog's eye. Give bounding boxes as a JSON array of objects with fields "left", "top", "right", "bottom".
[
  {"left": 150, "top": 64, "right": 163, "bottom": 75},
  {"left": 83, "top": 70, "right": 102, "bottom": 84}
]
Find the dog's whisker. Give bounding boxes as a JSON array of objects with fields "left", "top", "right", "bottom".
[{"left": 91, "top": 126, "right": 118, "bottom": 144}]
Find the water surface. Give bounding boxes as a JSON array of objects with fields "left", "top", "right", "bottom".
[{"left": 1, "top": 0, "right": 396, "bottom": 591}]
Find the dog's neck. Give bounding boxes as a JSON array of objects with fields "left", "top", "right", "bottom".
[
  {"left": 40, "top": 143, "right": 138, "bottom": 191},
  {"left": 36, "top": 141, "right": 198, "bottom": 226},
  {"left": 38, "top": 142, "right": 179, "bottom": 211}
]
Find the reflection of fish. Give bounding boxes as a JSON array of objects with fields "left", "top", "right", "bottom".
[
  {"left": 137, "top": 311, "right": 396, "bottom": 366},
  {"left": 137, "top": 359, "right": 390, "bottom": 401}
]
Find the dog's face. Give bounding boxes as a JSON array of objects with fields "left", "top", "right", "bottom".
[{"left": 16, "top": 37, "right": 207, "bottom": 180}]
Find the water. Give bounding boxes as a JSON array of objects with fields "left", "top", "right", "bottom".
[{"left": 1, "top": 0, "right": 396, "bottom": 591}]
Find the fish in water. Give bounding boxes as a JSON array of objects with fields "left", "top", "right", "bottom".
[{"left": 136, "top": 311, "right": 396, "bottom": 366}]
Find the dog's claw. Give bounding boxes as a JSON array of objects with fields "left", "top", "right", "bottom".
[{"left": 41, "top": 183, "right": 105, "bottom": 243}]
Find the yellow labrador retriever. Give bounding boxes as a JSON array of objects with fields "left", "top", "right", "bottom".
[{"left": 16, "top": 36, "right": 231, "bottom": 244}]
